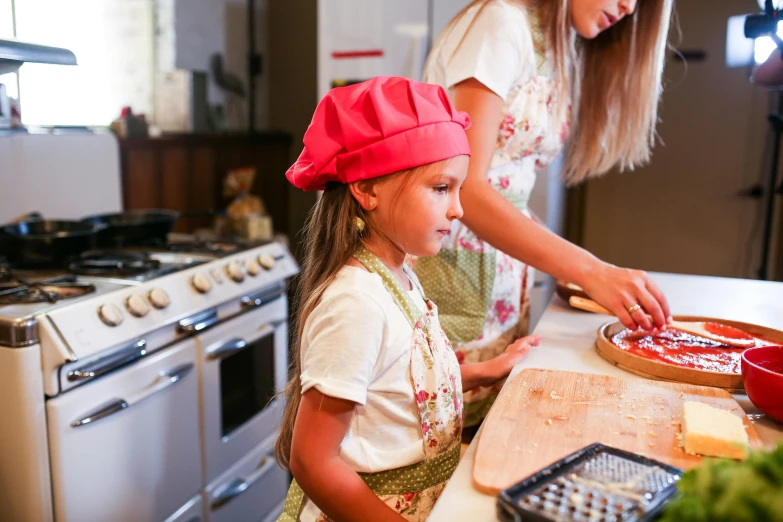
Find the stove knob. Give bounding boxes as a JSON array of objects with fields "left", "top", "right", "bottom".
[
  {"left": 191, "top": 273, "right": 213, "bottom": 294},
  {"left": 226, "top": 261, "right": 245, "bottom": 282},
  {"left": 245, "top": 258, "right": 261, "bottom": 277},
  {"left": 210, "top": 268, "right": 224, "bottom": 284},
  {"left": 148, "top": 288, "right": 171, "bottom": 309},
  {"left": 125, "top": 294, "right": 150, "bottom": 317},
  {"left": 258, "top": 254, "right": 276, "bottom": 270},
  {"left": 98, "top": 304, "right": 124, "bottom": 327}
]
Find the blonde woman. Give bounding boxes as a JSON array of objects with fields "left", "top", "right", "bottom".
[{"left": 414, "top": 0, "right": 675, "bottom": 430}]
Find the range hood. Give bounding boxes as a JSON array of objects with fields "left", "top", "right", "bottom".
[{"left": 0, "top": 38, "right": 77, "bottom": 74}]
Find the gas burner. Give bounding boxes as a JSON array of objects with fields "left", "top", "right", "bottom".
[
  {"left": 165, "top": 238, "right": 241, "bottom": 255},
  {"left": 69, "top": 251, "right": 161, "bottom": 277},
  {"left": 0, "top": 275, "right": 96, "bottom": 305}
]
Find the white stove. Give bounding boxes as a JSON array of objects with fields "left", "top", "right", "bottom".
[{"left": 0, "top": 235, "right": 298, "bottom": 522}]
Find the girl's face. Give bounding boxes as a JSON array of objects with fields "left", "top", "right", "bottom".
[
  {"left": 571, "top": 0, "right": 637, "bottom": 39},
  {"left": 369, "top": 156, "right": 469, "bottom": 258}
]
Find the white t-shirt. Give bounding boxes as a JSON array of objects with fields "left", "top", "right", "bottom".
[
  {"left": 424, "top": 0, "right": 535, "bottom": 100},
  {"left": 299, "top": 265, "right": 427, "bottom": 473}
]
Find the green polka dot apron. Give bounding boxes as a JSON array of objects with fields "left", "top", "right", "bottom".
[
  {"left": 417, "top": 4, "right": 570, "bottom": 428},
  {"left": 277, "top": 247, "right": 464, "bottom": 522}
]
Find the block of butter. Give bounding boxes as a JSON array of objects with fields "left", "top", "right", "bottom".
[{"left": 681, "top": 401, "right": 749, "bottom": 460}]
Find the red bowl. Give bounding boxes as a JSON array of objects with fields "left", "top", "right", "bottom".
[{"left": 742, "top": 345, "right": 783, "bottom": 423}]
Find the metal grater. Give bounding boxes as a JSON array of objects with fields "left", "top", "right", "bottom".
[{"left": 497, "top": 443, "right": 682, "bottom": 522}]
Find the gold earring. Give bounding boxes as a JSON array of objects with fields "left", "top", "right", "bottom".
[{"left": 354, "top": 216, "right": 366, "bottom": 234}]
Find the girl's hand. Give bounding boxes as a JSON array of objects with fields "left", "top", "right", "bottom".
[
  {"left": 580, "top": 263, "right": 672, "bottom": 331},
  {"left": 491, "top": 334, "right": 541, "bottom": 381},
  {"left": 460, "top": 335, "right": 541, "bottom": 391}
]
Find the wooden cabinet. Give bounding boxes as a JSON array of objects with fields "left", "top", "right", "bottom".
[{"left": 119, "top": 133, "right": 292, "bottom": 236}]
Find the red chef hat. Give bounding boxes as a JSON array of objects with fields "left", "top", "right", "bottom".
[{"left": 286, "top": 76, "right": 471, "bottom": 191}]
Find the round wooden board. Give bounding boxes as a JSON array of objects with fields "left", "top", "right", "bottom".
[{"left": 596, "top": 316, "right": 783, "bottom": 391}]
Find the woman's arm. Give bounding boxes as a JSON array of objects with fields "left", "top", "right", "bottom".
[
  {"left": 290, "top": 389, "right": 405, "bottom": 522},
  {"left": 452, "top": 78, "right": 671, "bottom": 330}
]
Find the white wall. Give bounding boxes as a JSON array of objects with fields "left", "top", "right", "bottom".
[{"left": 0, "top": 134, "right": 123, "bottom": 223}]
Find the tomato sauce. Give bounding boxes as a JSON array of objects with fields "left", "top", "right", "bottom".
[
  {"left": 702, "top": 322, "right": 754, "bottom": 340},
  {"left": 610, "top": 327, "right": 773, "bottom": 374}
]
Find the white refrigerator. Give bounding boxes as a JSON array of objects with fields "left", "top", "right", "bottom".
[{"left": 316, "top": 0, "right": 472, "bottom": 99}]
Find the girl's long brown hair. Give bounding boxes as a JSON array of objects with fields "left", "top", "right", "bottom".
[
  {"left": 274, "top": 182, "right": 366, "bottom": 469},
  {"left": 274, "top": 164, "right": 422, "bottom": 469},
  {"left": 426, "top": 0, "right": 674, "bottom": 184}
]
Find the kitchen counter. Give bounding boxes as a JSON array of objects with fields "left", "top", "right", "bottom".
[{"left": 429, "top": 272, "right": 783, "bottom": 521}]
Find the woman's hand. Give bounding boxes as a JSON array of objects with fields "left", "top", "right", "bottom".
[{"left": 579, "top": 262, "right": 672, "bottom": 331}]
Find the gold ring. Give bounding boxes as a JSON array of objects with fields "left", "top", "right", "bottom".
[{"left": 627, "top": 304, "right": 642, "bottom": 314}]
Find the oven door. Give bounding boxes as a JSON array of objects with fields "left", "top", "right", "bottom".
[
  {"left": 46, "top": 339, "right": 201, "bottom": 522},
  {"left": 197, "top": 289, "right": 288, "bottom": 483},
  {"left": 205, "top": 435, "right": 288, "bottom": 522}
]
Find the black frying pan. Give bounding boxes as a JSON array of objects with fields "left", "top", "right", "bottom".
[
  {"left": 81, "top": 209, "right": 180, "bottom": 248},
  {"left": 0, "top": 220, "right": 107, "bottom": 268}
]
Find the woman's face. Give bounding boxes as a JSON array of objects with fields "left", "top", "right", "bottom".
[{"left": 570, "top": 0, "right": 637, "bottom": 39}]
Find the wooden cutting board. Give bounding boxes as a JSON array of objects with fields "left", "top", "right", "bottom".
[{"left": 473, "top": 368, "right": 763, "bottom": 495}]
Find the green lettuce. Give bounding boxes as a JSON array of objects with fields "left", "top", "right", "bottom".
[{"left": 659, "top": 443, "right": 783, "bottom": 522}]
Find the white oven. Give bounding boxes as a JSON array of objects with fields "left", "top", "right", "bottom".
[
  {"left": 0, "top": 239, "right": 297, "bottom": 522},
  {"left": 45, "top": 339, "right": 202, "bottom": 522},
  {"left": 197, "top": 282, "right": 289, "bottom": 485}
]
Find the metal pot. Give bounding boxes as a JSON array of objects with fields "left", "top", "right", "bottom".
[
  {"left": 80, "top": 209, "right": 180, "bottom": 248},
  {"left": 0, "top": 219, "right": 106, "bottom": 268}
]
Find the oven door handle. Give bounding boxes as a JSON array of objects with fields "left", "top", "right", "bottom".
[
  {"left": 206, "top": 319, "right": 285, "bottom": 361},
  {"left": 178, "top": 308, "right": 219, "bottom": 334},
  {"left": 206, "top": 337, "right": 247, "bottom": 361},
  {"left": 210, "top": 455, "right": 276, "bottom": 510},
  {"left": 240, "top": 282, "right": 285, "bottom": 309},
  {"left": 70, "top": 362, "right": 194, "bottom": 428},
  {"left": 67, "top": 339, "right": 147, "bottom": 382},
  {"left": 70, "top": 399, "right": 128, "bottom": 428}
]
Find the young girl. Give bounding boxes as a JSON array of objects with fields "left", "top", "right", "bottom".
[
  {"left": 414, "top": 0, "right": 674, "bottom": 430},
  {"left": 275, "top": 76, "right": 540, "bottom": 522}
]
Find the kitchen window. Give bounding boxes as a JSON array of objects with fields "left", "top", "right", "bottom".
[{"left": 3, "top": 0, "right": 155, "bottom": 127}]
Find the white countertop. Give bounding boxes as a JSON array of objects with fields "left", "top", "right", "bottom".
[{"left": 429, "top": 272, "right": 783, "bottom": 521}]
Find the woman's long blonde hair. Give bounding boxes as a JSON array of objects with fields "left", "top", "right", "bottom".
[{"left": 427, "top": 0, "right": 673, "bottom": 184}]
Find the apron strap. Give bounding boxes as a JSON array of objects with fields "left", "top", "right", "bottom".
[
  {"left": 403, "top": 264, "right": 428, "bottom": 300},
  {"left": 353, "top": 247, "right": 424, "bottom": 329}
]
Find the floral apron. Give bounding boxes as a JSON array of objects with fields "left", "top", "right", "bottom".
[
  {"left": 277, "top": 248, "right": 464, "bottom": 522},
  {"left": 416, "top": 5, "right": 570, "bottom": 428}
]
